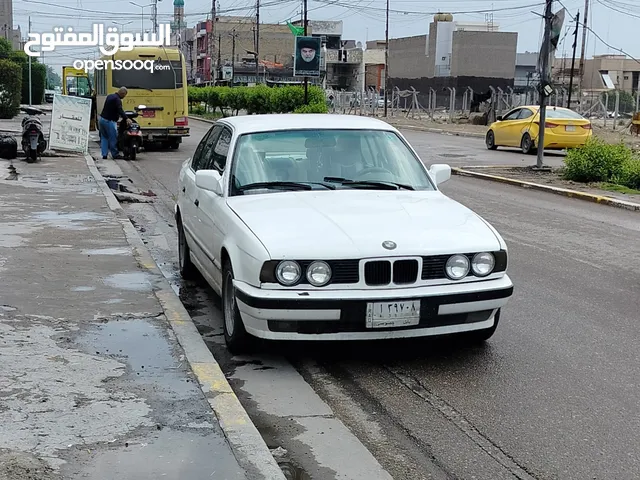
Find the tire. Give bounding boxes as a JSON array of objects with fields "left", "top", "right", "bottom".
[
  {"left": 26, "top": 149, "right": 37, "bottom": 163},
  {"left": 466, "top": 309, "right": 500, "bottom": 344},
  {"left": 520, "top": 133, "right": 536, "bottom": 155},
  {"left": 129, "top": 147, "right": 137, "bottom": 160},
  {"left": 222, "top": 261, "right": 252, "bottom": 354},
  {"left": 485, "top": 130, "right": 497, "bottom": 150},
  {"left": 169, "top": 139, "right": 180, "bottom": 150},
  {"left": 177, "top": 217, "right": 197, "bottom": 280}
]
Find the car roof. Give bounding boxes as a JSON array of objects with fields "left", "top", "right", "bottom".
[{"left": 217, "top": 114, "right": 399, "bottom": 135}]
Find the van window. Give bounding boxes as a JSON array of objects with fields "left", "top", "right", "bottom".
[{"left": 112, "top": 60, "right": 183, "bottom": 89}]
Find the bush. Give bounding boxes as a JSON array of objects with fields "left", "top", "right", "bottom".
[
  {"left": 294, "top": 102, "right": 329, "bottom": 114},
  {"left": 563, "top": 138, "right": 640, "bottom": 189},
  {"left": 187, "top": 84, "right": 326, "bottom": 115},
  {"left": 0, "top": 59, "right": 22, "bottom": 118}
]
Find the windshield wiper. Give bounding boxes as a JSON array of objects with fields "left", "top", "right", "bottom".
[
  {"left": 323, "top": 177, "right": 414, "bottom": 190},
  {"left": 236, "top": 181, "right": 335, "bottom": 193}
]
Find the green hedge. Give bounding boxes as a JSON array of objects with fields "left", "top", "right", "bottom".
[
  {"left": 564, "top": 138, "right": 640, "bottom": 189},
  {"left": 0, "top": 59, "right": 22, "bottom": 119},
  {"left": 188, "top": 85, "right": 327, "bottom": 115}
]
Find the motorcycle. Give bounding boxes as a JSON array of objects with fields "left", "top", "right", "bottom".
[
  {"left": 20, "top": 106, "right": 47, "bottom": 163},
  {"left": 117, "top": 110, "right": 142, "bottom": 160}
]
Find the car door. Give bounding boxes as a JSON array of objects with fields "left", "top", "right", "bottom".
[
  {"left": 492, "top": 108, "right": 521, "bottom": 145},
  {"left": 182, "top": 125, "right": 222, "bottom": 258},
  {"left": 193, "top": 125, "right": 232, "bottom": 286}
]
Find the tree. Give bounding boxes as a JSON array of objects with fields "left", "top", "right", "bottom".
[
  {"left": 46, "top": 65, "right": 61, "bottom": 88},
  {"left": 0, "top": 38, "right": 12, "bottom": 57},
  {"left": 0, "top": 59, "right": 22, "bottom": 118},
  {"left": 602, "top": 90, "right": 636, "bottom": 115}
]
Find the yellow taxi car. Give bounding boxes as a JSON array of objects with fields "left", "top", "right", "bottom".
[{"left": 485, "top": 106, "right": 592, "bottom": 154}]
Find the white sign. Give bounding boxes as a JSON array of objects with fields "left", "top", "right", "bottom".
[
  {"left": 24, "top": 24, "right": 171, "bottom": 57},
  {"left": 49, "top": 94, "right": 92, "bottom": 154},
  {"left": 222, "top": 66, "right": 233, "bottom": 80}
]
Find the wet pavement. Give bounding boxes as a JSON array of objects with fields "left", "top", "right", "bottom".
[
  {"left": 107, "top": 117, "right": 640, "bottom": 480},
  {"left": 0, "top": 155, "right": 248, "bottom": 479}
]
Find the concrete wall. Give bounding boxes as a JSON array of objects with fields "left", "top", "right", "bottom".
[
  {"left": 387, "top": 35, "right": 430, "bottom": 80},
  {"left": 1, "top": 0, "right": 13, "bottom": 47},
  {"left": 450, "top": 31, "right": 517, "bottom": 78}
]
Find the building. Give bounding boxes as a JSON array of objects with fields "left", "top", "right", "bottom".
[
  {"left": 194, "top": 19, "right": 212, "bottom": 83},
  {"left": 580, "top": 55, "right": 640, "bottom": 94},
  {"left": 364, "top": 44, "right": 385, "bottom": 93},
  {"left": 1, "top": 0, "right": 21, "bottom": 50},
  {"left": 386, "top": 13, "right": 518, "bottom": 105},
  {"left": 515, "top": 52, "right": 539, "bottom": 93}
]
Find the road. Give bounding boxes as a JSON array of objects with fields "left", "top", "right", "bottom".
[{"left": 110, "top": 118, "right": 640, "bottom": 480}]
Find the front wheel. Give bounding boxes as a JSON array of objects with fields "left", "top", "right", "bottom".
[
  {"left": 486, "top": 130, "right": 498, "bottom": 150},
  {"left": 521, "top": 133, "right": 536, "bottom": 155},
  {"left": 222, "top": 261, "right": 252, "bottom": 354},
  {"left": 466, "top": 309, "right": 500, "bottom": 344},
  {"left": 129, "top": 145, "right": 137, "bottom": 160}
]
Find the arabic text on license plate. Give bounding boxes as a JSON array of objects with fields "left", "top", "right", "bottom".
[
  {"left": 366, "top": 300, "right": 420, "bottom": 329},
  {"left": 565, "top": 125, "right": 576, "bottom": 132},
  {"left": 142, "top": 110, "right": 155, "bottom": 118}
]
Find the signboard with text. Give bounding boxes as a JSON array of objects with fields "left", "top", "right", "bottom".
[{"left": 49, "top": 94, "right": 92, "bottom": 153}]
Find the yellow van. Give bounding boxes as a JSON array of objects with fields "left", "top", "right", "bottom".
[{"left": 95, "top": 46, "right": 189, "bottom": 149}]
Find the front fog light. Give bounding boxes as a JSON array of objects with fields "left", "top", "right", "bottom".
[
  {"left": 275, "top": 260, "right": 301, "bottom": 285},
  {"left": 306, "top": 261, "right": 332, "bottom": 286},
  {"left": 445, "top": 254, "right": 470, "bottom": 280},
  {"left": 471, "top": 252, "right": 495, "bottom": 276}
]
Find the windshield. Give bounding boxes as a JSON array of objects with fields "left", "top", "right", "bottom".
[
  {"left": 66, "top": 76, "right": 90, "bottom": 96},
  {"left": 112, "top": 60, "right": 183, "bottom": 90},
  {"left": 229, "top": 129, "right": 434, "bottom": 196}
]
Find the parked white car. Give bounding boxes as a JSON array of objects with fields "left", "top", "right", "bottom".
[{"left": 176, "top": 114, "right": 513, "bottom": 352}]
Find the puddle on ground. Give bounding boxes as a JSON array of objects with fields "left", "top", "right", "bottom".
[
  {"left": 279, "top": 460, "right": 312, "bottom": 480},
  {"left": 103, "top": 272, "right": 152, "bottom": 291},
  {"left": 71, "top": 286, "right": 95, "bottom": 292},
  {"left": 82, "top": 247, "right": 130, "bottom": 256}
]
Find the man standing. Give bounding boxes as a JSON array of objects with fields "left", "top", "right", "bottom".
[{"left": 99, "top": 86, "right": 131, "bottom": 160}]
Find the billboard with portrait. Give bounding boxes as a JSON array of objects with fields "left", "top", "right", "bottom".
[{"left": 293, "top": 36, "right": 321, "bottom": 77}]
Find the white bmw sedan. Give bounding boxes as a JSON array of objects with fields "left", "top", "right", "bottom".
[{"left": 176, "top": 114, "right": 513, "bottom": 352}]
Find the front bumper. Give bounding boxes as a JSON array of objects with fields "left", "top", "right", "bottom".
[{"left": 234, "top": 275, "right": 513, "bottom": 340}]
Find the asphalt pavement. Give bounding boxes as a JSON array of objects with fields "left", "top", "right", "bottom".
[{"left": 107, "top": 117, "right": 640, "bottom": 479}]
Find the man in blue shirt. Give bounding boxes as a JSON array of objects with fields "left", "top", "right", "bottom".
[{"left": 99, "top": 87, "right": 131, "bottom": 159}]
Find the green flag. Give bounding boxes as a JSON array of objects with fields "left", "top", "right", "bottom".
[{"left": 287, "top": 21, "right": 304, "bottom": 36}]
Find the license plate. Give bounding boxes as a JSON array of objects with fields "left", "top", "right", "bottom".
[
  {"left": 565, "top": 125, "right": 576, "bottom": 132},
  {"left": 366, "top": 300, "right": 420, "bottom": 329},
  {"left": 142, "top": 110, "right": 155, "bottom": 118}
]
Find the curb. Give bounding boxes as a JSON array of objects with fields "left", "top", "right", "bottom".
[
  {"left": 190, "top": 115, "right": 217, "bottom": 124},
  {"left": 452, "top": 167, "right": 640, "bottom": 212},
  {"left": 85, "top": 153, "right": 286, "bottom": 480}
]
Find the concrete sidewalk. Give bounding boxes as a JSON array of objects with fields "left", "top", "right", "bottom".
[{"left": 0, "top": 155, "right": 270, "bottom": 479}]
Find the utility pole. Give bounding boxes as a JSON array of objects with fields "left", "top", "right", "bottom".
[
  {"left": 255, "top": 0, "right": 260, "bottom": 80},
  {"left": 577, "top": 0, "right": 589, "bottom": 96},
  {"left": 28, "top": 16, "right": 32, "bottom": 106},
  {"left": 384, "top": 0, "right": 389, "bottom": 117},
  {"left": 217, "top": 34, "right": 221, "bottom": 83},
  {"left": 536, "top": 0, "right": 553, "bottom": 169},
  {"left": 230, "top": 30, "right": 236, "bottom": 85},
  {"left": 567, "top": 11, "right": 579, "bottom": 108},
  {"left": 303, "top": 0, "right": 308, "bottom": 104},
  {"left": 152, "top": 0, "right": 158, "bottom": 34},
  {"left": 209, "top": 0, "right": 216, "bottom": 84}
]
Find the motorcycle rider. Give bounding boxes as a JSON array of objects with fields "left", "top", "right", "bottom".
[{"left": 99, "top": 86, "right": 131, "bottom": 159}]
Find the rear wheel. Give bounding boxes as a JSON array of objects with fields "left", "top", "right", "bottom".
[
  {"left": 466, "top": 309, "right": 500, "bottom": 344},
  {"left": 26, "top": 149, "right": 37, "bottom": 163},
  {"left": 177, "top": 217, "right": 197, "bottom": 280},
  {"left": 486, "top": 130, "right": 497, "bottom": 150},
  {"left": 169, "top": 139, "right": 180, "bottom": 150},
  {"left": 520, "top": 133, "right": 536, "bottom": 155},
  {"left": 222, "top": 261, "right": 252, "bottom": 354}
]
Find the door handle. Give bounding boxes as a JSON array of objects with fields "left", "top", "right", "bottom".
[
  {"left": 182, "top": 186, "right": 185, "bottom": 193},
  {"left": 194, "top": 199, "right": 199, "bottom": 207}
]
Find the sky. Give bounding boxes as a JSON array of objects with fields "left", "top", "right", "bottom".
[{"left": 11, "top": 0, "right": 640, "bottom": 70}]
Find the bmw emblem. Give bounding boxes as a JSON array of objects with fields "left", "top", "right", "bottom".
[{"left": 382, "top": 241, "right": 397, "bottom": 250}]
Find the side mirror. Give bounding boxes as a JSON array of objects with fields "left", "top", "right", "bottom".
[
  {"left": 429, "top": 164, "right": 451, "bottom": 186},
  {"left": 496, "top": 115, "right": 503, "bottom": 121},
  {"left": 195, "top": 170, "right": 223, "bottom": 196}
]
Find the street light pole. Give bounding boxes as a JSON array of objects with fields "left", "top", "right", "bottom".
[
  {"left": 28, "top": 16, "right": 32, "bottom": 106},
  {"left": 130, "top": 2, "right": 153, "bottom": 33},
  {"left": 567, "top": 11, "right": 579, "bottom": 109},
  {"left": 303, "top": 0, "right": 308, "bottom": 104},
  {"left": 384, "top": 0, "right": 389, "bottom": 117}
]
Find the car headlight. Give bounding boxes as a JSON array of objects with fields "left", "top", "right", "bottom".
[
  {"left": 306, "top": 261, "right": 332, "bottom": 286},
  {"left": 275, "top": 260, "right": 301, "bottom": 286},
  {"left": 445, "top": 254, "right": 470, "bottom": 280},
  {"left": 471, "top": 252, "right": 495, "bottom": 277}
]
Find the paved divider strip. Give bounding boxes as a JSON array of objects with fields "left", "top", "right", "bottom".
[
  {"left": 452, "top": 167, "right": 640, "bottom": 212},
  {"left": 85, "top": 153, "right": 286, "bottom": 480}
]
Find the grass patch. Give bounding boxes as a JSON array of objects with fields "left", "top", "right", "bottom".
[{"left": 598, "top": 182, "right": 640, "bottom": 195}]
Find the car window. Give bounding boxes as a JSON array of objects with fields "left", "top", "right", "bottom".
[
  {"left": 518, "top": 108, "right": 534, "bottom": 119},
  {"left": 191, "top": 125, "right": 221, "bottom": 171},
  {"left": 545, "top": 108, "right": 585, "bottom": 120},
  {"left": 502, "top": 109, "right": 521, "bottom": 121},
  {"left": 229, "top": 129, "right": 435, "bottom": 196},
  {"left": 205, "top": 127, "right": 232, "bottom": 172}
]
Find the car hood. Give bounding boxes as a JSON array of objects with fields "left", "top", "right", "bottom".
[{"left": 227, "top": 190, "right": 502, "bottom": 259}]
